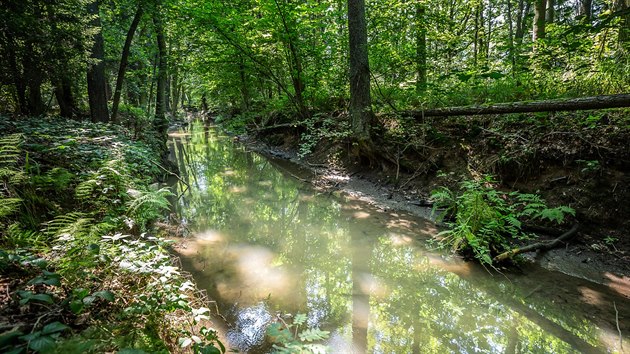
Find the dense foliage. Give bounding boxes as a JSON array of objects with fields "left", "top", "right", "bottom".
[{"left": 0, "top": 117, "right": 224, "bottom": 353}]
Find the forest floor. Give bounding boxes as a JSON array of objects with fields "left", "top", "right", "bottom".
[{"left": 230, "top": 109, "right": 630, "bottom": 294}]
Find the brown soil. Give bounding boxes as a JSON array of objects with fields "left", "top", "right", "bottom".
[{"left": 240, "top": 109, "right": 630, "bottom": 291}]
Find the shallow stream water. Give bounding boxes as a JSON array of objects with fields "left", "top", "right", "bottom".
[{"left": 169, "top": 121, "right": 628, "bottom": 353}]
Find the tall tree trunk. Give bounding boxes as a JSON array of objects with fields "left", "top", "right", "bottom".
[
  {"left": 533, "top": 0, "right": 546, "bottom": 41},
  {"left": 272, "top": 0, "right": 308, "bottom": 118},
  {"left": 506, "top": 0, "right": 517, "bottom": 74},
  {"left": 86, "top": 0, "right": 110, "bottom": 123},
  {"left": 415, "top": 4, "right": 427, "bottom": 92},
  {"left": 578, "top": 0, "right": 593, "bottom": 22},
  {"left": 23, "top": 44, "right": 44, "bottom": 116},
  {"left": 4, "top": 33, "right": 28, "bottom": 114},
  {"left": 54, "top": 76, "right": 76, "bottom": 118},
  {"left": 515, "top": 0, "right": 532, "bottom": 44},
  {"left": 616, "top": 0, "right": 630, "bottom": 52},
  {"left": 153, "top": 11, "right": 170, "bottom": 166},
  {"left": 348, "top": 0, "right": 373, "bottom": 141},
  {"left": 171, "top": 71, "right": 181, "bottom": 114},
  {"left": 238, "top": 55, "right": 250, "bottom": 112},
  {"left": 545, "top": 0, "right": 555, "bottom": 23},
  {"left": 111, "top": 5, "right": 143, "bottom": 123}
]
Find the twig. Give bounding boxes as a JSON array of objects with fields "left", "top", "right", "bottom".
[
  {"left": 614, "top": 301, "right": 623, "bottom": 352},
  {"left": 493, "top": 223, "right": 580, "bottom": 262},
  {"left": 149, "top": 160, "right": 190, "bottom": 189}
]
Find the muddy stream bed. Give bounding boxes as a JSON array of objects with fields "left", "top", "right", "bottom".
[{"left": 168, "top": 121, "right": 628, "bottom": 353}]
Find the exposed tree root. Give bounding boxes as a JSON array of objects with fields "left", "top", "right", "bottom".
[{"left": 494, "top": 223, "right": 580, "bottom": 263}]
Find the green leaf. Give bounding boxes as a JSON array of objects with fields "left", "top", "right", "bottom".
[
  {"left": 41, "top": 322, "right": 69, "bottom": 335},
  {"left": 18, "top": 292, "right": 53, "bottom": 305},
  {"left": 293, "top": 313, "right": 307, "bottom": 326},
  {"left": 93, "top": 290, "right": 115, "bottom": 302},
  {"left": 28, "top": 335, "right": 56, "bottom": 352},
  {"left": 0, "top": 329, "right": 23, "bottom": 349},
  {"left": 69, "top": 300, "right": 84, "bottom": 314},
  {"left": 298, "top": 328, "right": 329, "bottom": 342},
  {"left": 196, "top": 345, "right": 221, "bottom": 354}
]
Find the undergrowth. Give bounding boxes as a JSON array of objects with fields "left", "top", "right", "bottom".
[
  {"left": 0, "top": 116, "right": 225, "bottom": 353},
  {"left": 431, "top": 175, "right": 575, "bottom": 265}
]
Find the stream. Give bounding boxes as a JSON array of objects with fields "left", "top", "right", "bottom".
[{"left": 168, "top": 120, "right": 628, "bottom": 353}]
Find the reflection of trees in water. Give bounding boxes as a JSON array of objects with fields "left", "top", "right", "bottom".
[
  {"left": 369, "top": 239, "right": 600, "bottom": 353},
  {"left": 172, "top": 121, "right": 611, "bottom": 353}
]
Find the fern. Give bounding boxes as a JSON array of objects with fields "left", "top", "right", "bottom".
[
  {"left": 431, "top": 175, "right": 574, "bottom": 265},
  {"left": 0, "top": 198, "right": 22, "bottom": 218},
  {"left": 298, "top": 328, "right": 330, "bottom": 342},
  {"left": 0, "top": 134, "right": 26, "bottom": 188},
  {"left": 5, "top": 223, "right": 45, "bottom": 248},
  {"left": 43, "top": 212, "right": 94, "bottom": 239},
  {"left": 126, "top": 187, "right": 173, "bottom": 231},
  {"left": 75, "top": 179, "right": 98, "bottom": 200},
  {"left": 0, "top": 134, "right": 22, "bottom": 166}
]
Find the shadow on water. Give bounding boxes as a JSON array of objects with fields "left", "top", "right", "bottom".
[{"left": 168, "top": 121, "right": 628, "bottom": 353}]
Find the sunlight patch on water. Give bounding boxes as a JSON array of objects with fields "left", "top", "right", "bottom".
[{"left": 388, "top": 233, "right": 414, "bottom": 246}]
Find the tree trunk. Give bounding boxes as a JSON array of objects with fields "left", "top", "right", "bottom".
[
  {"left": 153, "top": 11, "right": 170, "bottom": 166},
  {"left": 506, "top": 0, "right": 517, "bottom": 74},
  {"left": 515, "top": 0, "right": 531, "bottom": 44},
  {"left": 54, "top": 76, "right": 76, "bottom": 118},
  {"left": 578, "top": 0, "right": 593, "bottom": 22},
  {"left": 272, "top": 0, "right": 308, "bottom": 118},
  {"left": 402, "top": 94, "right": 630, "bottom": 118},
  {"left": 4, "top": 33, "right": 28, "bottom": 114},
  {"left": 533, "top": 0, "right": 546, "bottom": 41},
  {"left": 86, "top": 0, "right": 110, "bottom": 123},
  {"left": 545, "top": 0, "right": 555, "bottom": 23},
  {"left": 111, "top": 5, "right": 143, "bottom": 123},
  {"left": 616, "top": 0, "right": 630, "bottom": 52},
  {"left": 415, "top": 4, "right": 427, "bottom": 92},
  {"left": 238, "top": 55, "right": 250, "bottom": 112},
  {"left": 348, "top": 0, "right": 373, "bottom": 141}
]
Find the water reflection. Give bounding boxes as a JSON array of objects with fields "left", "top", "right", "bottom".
[{"left": 170, "top": 121, "right": 627, "bottom": 353}]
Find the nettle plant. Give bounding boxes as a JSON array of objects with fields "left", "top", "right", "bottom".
[{"left": 431, "top": 176, "right": 575, "bottom": 265}]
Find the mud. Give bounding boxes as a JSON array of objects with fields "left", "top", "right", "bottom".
[{"left": 238, "top": 125, "right": 630, "bottom": 298}]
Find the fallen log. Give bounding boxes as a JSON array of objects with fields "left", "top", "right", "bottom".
[
  {"left": 493, "top": 223, "right": 580, "bottom": 263},
  {"left": 402, "top": 93, "right": 630, "bottom": 118}
]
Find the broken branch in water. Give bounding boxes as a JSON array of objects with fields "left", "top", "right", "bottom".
[{"left": 493, "top": 223, "right": 580, "bottom": 263}]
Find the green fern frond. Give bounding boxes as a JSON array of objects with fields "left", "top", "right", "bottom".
[
  {"left": 5, "top": 223, "right": 45, "bottom": 248},
  {"left": 0, "top": 198, "right": 21, "bottom": 218},
  {"left": 0, "top": 134, "right": 23, "bottom": 166},
  {"left": 43, "top": 212, "right": 93, "bottom": 238},
  {"left": 75, "top": 179, "right": 98, "bottom": 200},
  {"left": 126, "top": 187, "right": 173, "bottom": 216}
]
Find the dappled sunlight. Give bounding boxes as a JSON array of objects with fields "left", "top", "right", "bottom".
[
  {"left": 229, "top": 185, "right": 247, "bottom": 194},
  {"left": 227, "top": 245, "right": 295, "bottom": 303},
  {"left": 355, "top": 273, "right": 389, "bottom": 299},
  {"left": 171, "top": 123, "right": 629, "bottom": 353},
  {"left": 603, "top": 272, "right": 630, "bottom": 298},
  {"left": 257, "top": 180, "right": 273, "bottom": 187},
  {"left": 388, "top": 233, "right": 414, "bottom": 246},
  {"left": 385, "top": 217, "right": 416, "bottom": 231},
  {"left": 221, "top": 169, "right": 236, "bottom": 176},
  {"left": 353, "top": 211, "right": 371, "bottom": 219},
  {"left": 578, "top": 286, "right": 605, "bottom": 306},
  {"left": 195, "top": 229, "right": 225, "bottom": 243}
]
